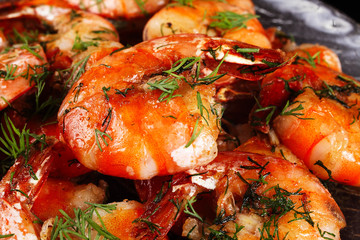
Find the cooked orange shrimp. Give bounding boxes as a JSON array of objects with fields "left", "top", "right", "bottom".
[
  {"left": 251, "top": 49, "right": 360, "bottom": 186},
  {"left": 64, "top": 0, "right": 169, "bottom": 19},
  {"left": 39, "top": 199, "right": 146, "bottom": 240},
  {"left": 2, "top": 0, "right": 169, "bottom": 20},
  {"left": 143, "top": 0, "right": 272, "bottom": 48},
  {"left": 133, "top": 150, "right": 346, "bottom": 239},
  {"left": 0, "top": 140, "right": 56, "bottom": 239},
  {"left": 0, "top": 120, "right": 107, "bottom": 240},
  {"left": 58, "top": 34, "right": 287, "bottom": 180},
  {"left": 0, "top": 4, "right": 122, "bottom": 71},
  {"left": 0, "top": 44, "right": 47, "bottom": 111}
]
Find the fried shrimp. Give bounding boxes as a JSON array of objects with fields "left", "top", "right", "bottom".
[
  {"left": 133, "top": 150, "right": 346, "bottom": 239},
  {"left": 58, "top": 34, "right": 287, "bottom": 179},
  {"left": 143, "top": 0, "right": 271, "bottom": 48}
]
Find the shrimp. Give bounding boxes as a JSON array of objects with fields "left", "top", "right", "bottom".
[
  {"left": 0, "top": 4, "right": 122, "bottom": 71},
  {"left": 0, "top": 44, "right": 47, "bottom": 111},
  {"left": 0, "top": 115, "right": 108, "bottom": 239},
  {"left": 132, "top": 149, "right": 346, "bottom": 239},
  {"left": 58, "top": 33, "right": 287, "bottom": 180},
  {"left": 251, "top": 45, "right": 360, "bottom": 186},
  {"left": 0, "top": 139, "right": 56, "bottom": 239},
  {"left": 143, "top": 0, "right": 272, "bottom": 48},
  {"left": 0, "top": 3, "right": 122, "bottom": 114},
  {"left": 39, "top": 200, "right": 146, "bottom": 240},
  {"left": 1, "top": 0, "right": 169, "bottom": 20}
]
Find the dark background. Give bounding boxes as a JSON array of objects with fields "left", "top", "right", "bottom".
[{"left": 322, "top": 0, "right": 360, "bottom": 22}]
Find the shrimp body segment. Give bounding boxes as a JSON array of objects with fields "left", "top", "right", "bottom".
[
  {"left": 0, "top": 5, "right": 121, "bottom": 71},
  {"left": 252, "top": 48, "right": 360, "bottom": 186},
  {"left": 133, "top": 151, "right": 346, "bottom": 239},
  {"left": 273, "top": 87, "right": 360, "bottom": 186},
  {"left": 0, "top": 44, "right": 47, "bottom": 110},
  {"left": 58, "top": 34, "right": 287, "bottom": 180},
  {"left": 143, "top": 0, "right": 271, "bottom": 48}
]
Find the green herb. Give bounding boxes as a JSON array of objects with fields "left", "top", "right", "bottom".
[
  {"left": 134, "top": 0, "right": 149, "bottom": 16},
  {"left": 10, "top": 171, "right": 30, "bottom": 198},
  {"left": 184, "top": 196, "right": 203, "bottom": 222},
  {"left": 168, "top": 0, "right": 194, "bottom": 7},
  {"left": 297, "top": 51, "right": 321, "bottom": 68},
  {"left": 253, "top": 101, "right": 277, "bottom": 126},
  {"left": 148, "top": 77, "right": 182, "bottom": 103},
  {"left": 91, "top": 27, "right": 117, "bottom": 37},
  {"left": 196, "top": 91, "right": 210, "bottom": 126},
  {"left": 72, "top": 33, "right": 99, "bottom": 52},
  {"left": 0, "top": 114, "right": 46, "bottom": 163},
  {"left": 91, "top": 0, "right": 105, "bottom": 13},
  {"left": 133, "top": 207, "right": 163, "bottom": 234},
  {"left": 11, "top": 28, "right": 39, "bottom": 45},
  {"left": 317, "top": 223, "right": 336, "bottom": 240},
  {"left": 160, "top": 22, "right": 177, "bottom": 36},
  {"left": 213, "top": 209, "right": 236, "bottom": 225},
  {"left": 210, "top": 11, "right": 258, "bottom": 30},
  {"left": 50, "top": 202, "right": 119, "bottom": 240},
  {"left": 102, "top": 86, "right": 111, "bottom": 101},
  {"left": 20, "top": 44, "right": 44, "bottom": 60},
  {"left": 114, "top": 86, "right": 133, "bottom": 97},
  {"left": 133, "top": 219, "right": 163, "bottom": 234},
  {"left": 0, "top": 114, "right": 46, "bottom": 177},
  {"left": 233, "top": 46, "right": 260, "bottom": 61},
  {"left": 162, "top": 115, "right": 177, "bottom": 119},
  {"left": 94, "top": 129, "right": 112, "bottom": 152},
  {"left": 70, "top": 9, "right": 81, "bottom": 21},
  {"left": 280, "top": 100, "right": 314, "bottom": 120},
  {"left": 0, "top": 234, "right": 15, "bottom": 239},
  {"left": 0, "top": 64, "right": 19, "bottom": 81},
  {"left": 169, "top": 198, "right": 183, "bottom": 220},
  {"left": 102, "top": 108, "right": 113, "bottom": 132},
  {"left": 64, "top": 55, "right": 90, "bottom": 89},
  {"left": 73, "top": 83, "right": 84, "bottom": 102},
  {"left": 185, "top": 118, "right": 203, "bottom": 148}
]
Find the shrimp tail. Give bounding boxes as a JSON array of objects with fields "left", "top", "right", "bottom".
[{"left": 132, "top": 175, "right": 201, "bottom": 239}]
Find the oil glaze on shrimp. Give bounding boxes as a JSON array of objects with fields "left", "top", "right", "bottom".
[{"left": 58, "top": 34, "right": 287, "bottom": 179}]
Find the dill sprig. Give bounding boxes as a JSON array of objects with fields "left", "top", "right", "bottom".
[
  {"left": 72, "top": 33, "right": 99, "bottom": 52},
  {"left": 94, "top": 129, "right": 113, "bottom": 152},
  {"left": 183, "top": 196, "right": 204, "bottom": 222},
  {"left": 50, "top": 202, "right": 119, "bottom": 240},
  {"left": 0, "top": 114, "right": 46, "bottom": 177},
  {"left": 148, "top": 77, "right": 182, "bottom": 103}
]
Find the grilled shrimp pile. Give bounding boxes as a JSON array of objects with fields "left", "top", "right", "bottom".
[{"left": 0, "top": 0, "right": 358, "bottom": 239}]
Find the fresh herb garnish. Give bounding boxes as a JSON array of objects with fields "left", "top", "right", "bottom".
[
  {"left": 50, "top": 202, "right": 119, "bottom": 240},
  {"left": 0, "top": 64, "right": 19, "bottom": 81},
  {"left": 94, "top": 129, "right": 112, "bottom": 152},
  {"left": 210, "top": 11, "right": 258, "bottom": 30}
]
